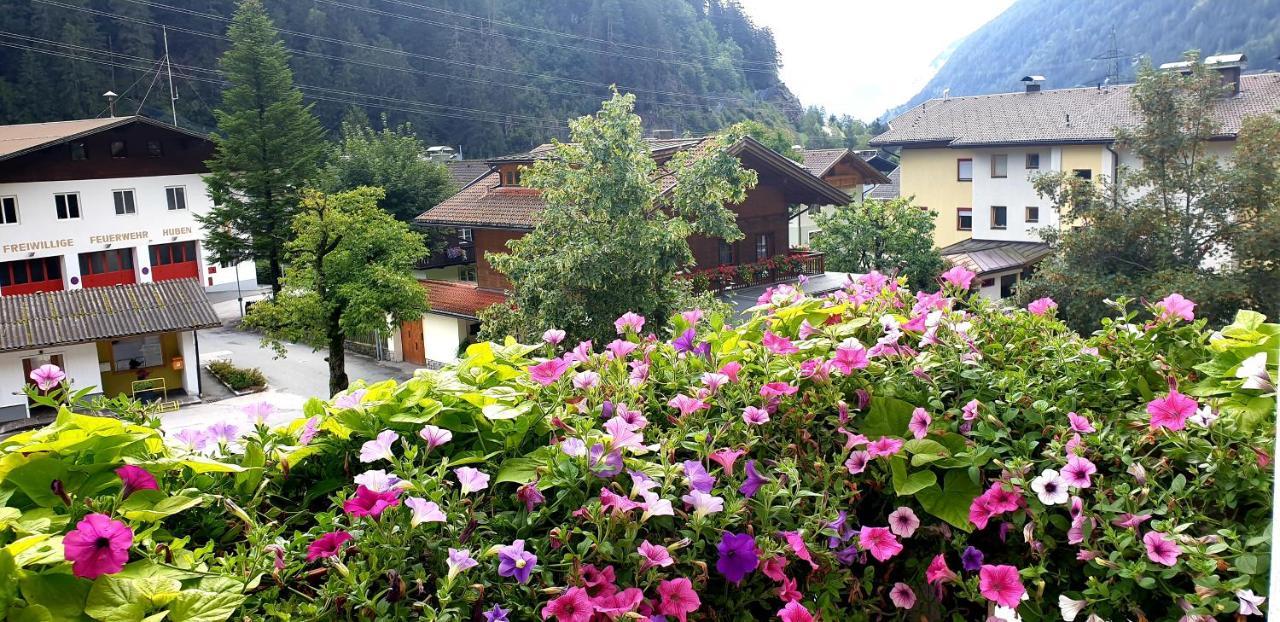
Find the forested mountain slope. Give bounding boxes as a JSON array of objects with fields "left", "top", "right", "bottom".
[
  {"left": 891, "top": 0, "right": 1280, "bottom": 118},
  {"left": 0, "top": 0, "right": 798, "bottom": 157}
]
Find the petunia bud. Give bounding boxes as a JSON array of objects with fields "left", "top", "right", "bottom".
[{"left": 51, "top": 479, "right": 71, "bottom": 506}]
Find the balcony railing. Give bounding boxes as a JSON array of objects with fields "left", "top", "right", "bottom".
[{"left": 682, "top": 251, "right": 824, "bottom": 293}]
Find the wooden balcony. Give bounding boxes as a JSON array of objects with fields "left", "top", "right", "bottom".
[{"left": 682, "top": 251, "right": 825, "bottom": 294}]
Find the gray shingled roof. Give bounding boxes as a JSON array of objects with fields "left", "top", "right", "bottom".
[
  {"left": 939, "top": 239, "right": 1052, "bottom": 276},
  {"left": 865, "top": 168, "right": 900, "bottom": 201},
  {"left": 445, "top": 160, "right": 492, "bottom": 192},
  {"left": 871, "top": 73, "right": 1280, "bottom": 148},
  {"left": 0, "top": 279, "right": 220, "bottom": 352}
]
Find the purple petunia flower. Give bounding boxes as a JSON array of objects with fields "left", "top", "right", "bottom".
[
  {"left": 589, "top": 444, "right": 624, "bottom": 478},
  {"left": 716, "top": 532, "right": 759, "bottom": 584},
  {"left": 740, "top": 459, "right": 768, "bottom": 498},
  {"left": 497, "top": 539, "right": 538, "bottom": 584},
  {"left": 671, "top": 328, "right": 698, "bottom": 354},
  {"left": 682, "top": 460, "right": 716, "bottom": 493},
  {"left": 961, "top": 546, "right": 984, "bottom": 572}
]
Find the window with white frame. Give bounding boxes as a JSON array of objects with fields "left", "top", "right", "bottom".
[
  {"left": 54, "top": 193, "right": 80, "bottom": 220},
  {"left": 0, "top": 196, "right": 17, "bottom": 225},
  {"left": 112, "top": 189, "right": 137, "bottom": 215},
  {"left": 165, "top": 186, "right": 187, "bottom": 211},
  {"left": 1026, "top": 206, "right": 1040, "bottom": 223}
]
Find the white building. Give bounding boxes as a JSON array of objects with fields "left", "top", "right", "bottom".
[{"left": 0, "top": 116, "right": 233, "bottom": 422}]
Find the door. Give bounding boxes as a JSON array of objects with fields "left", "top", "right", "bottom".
[
  {"left": 400, "top": 319, "right": 426, "bottom": 366},
  {"left": 21, "top": 353, "right": 65, "bottom": 402}
]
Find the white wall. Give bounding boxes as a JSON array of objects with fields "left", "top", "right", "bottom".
[
  {"left": 0, "top": 343, "right": 100, "bottom": 413},
  {"left": 422, "top": 313, "right": 469, "bottom": 363},
  {"left": 0, "top": 173, "right": 254, "bottom": 293},
  {"left": 969, "top": 148, "right": 1059, "bottom": 242},
  {"left": 179, "top": 331, "right": 200, "bottom": 397}
]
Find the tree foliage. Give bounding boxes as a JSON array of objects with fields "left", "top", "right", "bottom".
[
  {"left": 242, "top": 187, "right": 428, "bottom": 396},
  {"left": 810, "top": 198, "right": 946, "bottom": 291},
  {"left": 197, "top": 0, "right": 325, "bottom": 294},
  {"left": 321, "top": 114, "right": 455, "bottom": 223},
  {"left": 483, "top": 91, "right": 756, "bottom": 345},
  {"left": 1018, "top": 54, "right": 1280, "bottom": 331}
]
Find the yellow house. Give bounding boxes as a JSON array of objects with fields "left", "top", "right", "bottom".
[{"left": 871, "top": 61, "right": 1280, "bottom": 300}]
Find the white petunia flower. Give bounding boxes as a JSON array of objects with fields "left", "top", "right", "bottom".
[{"left": 1031, "top": 469, "right": 1070, "bottom": 506}]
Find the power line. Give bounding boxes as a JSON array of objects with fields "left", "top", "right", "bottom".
[
  {"left": 109, "top": 0, "right": 768, "bottom": 107},
  {"left": 0, "top": 39, "right": 569, "bottom": 130}
]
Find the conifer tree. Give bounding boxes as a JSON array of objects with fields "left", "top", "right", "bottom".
[{"left": 199, "top": 0, "right": 325, "bottom": 294}]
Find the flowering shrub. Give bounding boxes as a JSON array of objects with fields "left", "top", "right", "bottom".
[
  {"left": 0, "top": 271, "right": 1275, "bottom": 621},
  {"left": 683, "top": 253, "right": 808, "bottom": 292}
]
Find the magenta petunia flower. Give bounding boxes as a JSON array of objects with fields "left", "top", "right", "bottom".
[
  {"left": 1147, "top": 390, "right": 1197, "bottom": 431},
  {"left": 343, "top": 485, "right": 401, "bottom": 519},
  {"left": 114, "top": 465, "right": 158, "bottom": 498},
  {"left": 979, "top": 564, "right": 1026, "bottom": 608},
  {"left": 496, "top": 539, "right": 537, "bottom": 584},
  {"left": 829, "top": 342, "right": 870, "bottom": 375},
  {"left": 593, "top": 588, "right": 644, "bottom": 618},
  {"left": 1027, "top": 297, "right": 1058, "bottom": 316},
  {"left": 358, "top": 429, "right": 399, "bottom": 463},
  {"left": 454, "top": 467, "right": 490, "bottom": 494},
  {"left": 940, "top": 266, "right": 976, "bottom": 290},
  {"left": 890, "top": 582, "right": 917, "bottom": 609},
  {"left": 962, "top": 399, "right": 981, "bottom": 421},
  {"left": 600, "top": 488, "right": 641, "bottom": 515},
  {"left": 857, "top": 526, "right": 903, "bottom": 561},
  {"left": 908, "top": 408, "right": 931, "bottom": 440},
  {"left": 716, "top": 532, "right": 759, "bottom": 584},
  {"left": 740, "top": 459, "right": 769, "bottom": 498},
  {"left": 762, "top": 330, "right": 800, "bottom": 355},
  {"left": 637, "top": 540, "right": 675, "bottom": 570},
  {"left": 542, "top": 587, "right": 593, "bottom": 622},
  {"left": 657, "top": 577, "right": 701, "bottom": 622},
  {"left": 1155, "top": 293, "right": 1196, "bottom": 322},
  {"left": 888, "top": 506, "right": 920, "bottom": 538},
  {"left": 867, "top": 436, "right": 904, "bottom": 458},
  {"left": 305, "top": 530, "right": 352, "bottom": 562},
  {"left": 845, "top": 450, "right": 871, "bottom": 474},
  {"left": 63, "top": 513, "right": 132, "bottom": 579},
  {"left": 709, "top": 448, "right": 745, "bottom": 475},
  {"left": 1067, "top": 412, "right": 1095, "bottom": 433},
  {"left": 759, "top": 382, "right": 798, "bottom": 398},
  {"left": 926, "top": 554, "right": 958, "bottom": 584},
  {"left": 777, "top": 601, "right": 814, "bottom": 622},
  {"left": 528, "top": 357, "right": 571, "bottom": 386},
  {"left": 542, "top": 329, "right": 566, "bottom": 345},
  {"left": 613, "top": 312, "right": 645, "bottom": 335},
  {"left": 777, "top": 576, "right": 803, "bottom": 602},
  {"left": 742, "top": 406, "right": 770, "bottom": 425},
  {"left": 719, "top": 361, "right": 742, "bottom": 382},
  {"left": 418, "top": 425, "right": 452, "bottom": 452},
  {"left": 29, "top": 363, "right": 65, "bottom": 391},
  {"left": 605, "top": 339, "right": 639, "bottom": 360},
  {"left": 668, "top": 394, "right": 709, "bottom": 417},
  {"left": 760, "top": 555, "right": 788, "bottom": 582},
  {"left": 1062, "top": 455, "right": 1097, "bottom": 489},
  {"left": 779, "top": 531, "right": 818, "bottom": 569},
  {"left": 1143, "top": 531, "right": 1180, "bottom": 566},
  {"left": 517, "top": 481, "right": 545, "bottom": 511}
]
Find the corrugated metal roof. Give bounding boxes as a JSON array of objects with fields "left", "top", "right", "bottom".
[
  {"left": 0, "top": 116, "right": 210, "bottom": 162},
  {"left": 0, "top": 279, "right": 221, "bottom": 352},
  {"left": 939, "top": 238, "right": 1052, "bottom": 276}
]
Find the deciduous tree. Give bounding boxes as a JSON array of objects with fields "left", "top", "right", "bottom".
[
  {"left": 243, "top": 187, "right": 428, "bottom": 395},
  {"left": 810, "top": 197, "right": 945, "bottom": 291}
]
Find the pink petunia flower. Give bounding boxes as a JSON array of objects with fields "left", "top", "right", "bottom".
[
  {"left": 657, "top": 577, "right": 701, "bottom": 622},
  {"left": 829, "top": 342, "right": 870, "bottom": 375},
  {"left": 979, "top": 564, "right": 1026, "bottom": 608},
  {"left": 62, "top": 513, "right": 132, "bottom": 579},
  {"left": 888, "top": 507, "right": 920, "bottom": 538},
  {"left": 115, "top": 465, "right": 158, "bottom": 498},
  {"left": 528, "top": 357, "right": 571, "bottom": 386},
  {"left": 701, "top": 372, "right": 730, "bottom": 393},
  {"left": 926, "top": 554, "right": 958, "bottom": 584},
  {"left": 572, "top": 371, "right": 601, "bottom": 390},
  {"left": 29, "top": 363, "right": 65, "bottom": 391},
  {"left": 1067, "top": 412, "right": 1095, "bottom": 433},
  {"left": 777, "top": 601, "right": 814, "bottom": 622},
  {"left": 719, "top": 361, "right": 742, "bottom": 383},
  {"left": 1147, "top": 390, "right": 1197, "bottom": 431},
  {"left": 759, "top": 382, "right": 798, "bottom": 398},
  {"left": 418, "top": 425, "right": 452, "bottom": 452},
  {"left": 668, "top": 394, "right": 709, "bottom": 417},
  {"left": 760, "top": 555, "right": 789, "bottom": 582},
  {"left": 243, "top": 401, "right": 276, "bottom": 425},
  {"left": 614, "top": 312, "right": 645, "bottom": 335},
  {"left": 333, "top": 389, "right": 367, "bottom": 410},
  {"left": 742, "top": 406, "right": 770, "bottom": 426},
  {"left": 1111, "top": 513, "right": 1152, "bottom": 529},
  {"left": 542, "top": 587, "right": 593, "bottom": 622},
  {"left": 1027, "top": 297, "right": 1058, "bottom": 316},
  {"left": 962, "top": 399, "right": 981, "bottom": 421},
  {"left": 1143, "top": 531, "right": 1180, "bottom": 566},
  {"left": 780, "top": 531, "right": 818, "bottom": 569},
  {"left": 777, "top": 576, "right": 802, "bottom": 602},
  {"left": 605, "top": 339, "right": 639, "bottom": 360},
  {"left": 940, "top": 266, "right": 976, "bottom": 290},
  {"left": 359, "top": 430, "right": 399, "bottom": 463},
  {"left": 709, "top": 448, "right": 746, "bottom": 475},
  {"left": 454, "top": 467, "right": 490, "bottom": 495},
  {"left": 857, "top": 526, "right": 903, "bottom": 561},
  {"left": 908, "top": 408, "right": 931, "bottom": 440},
  {"left": 1155, "top": 293, "right": 1195, "bottom": 322},
  {"left": 637, "top": 540, "right": 674, "bottom": 570},
  {"left": 763, "top": 330, "right": 800, "bottom": 355},
  {"left": 867, "top": 436, "right": 904, "bottom": 458},
  {"left": 845, "top": 450, "right": 871, "bottom": 474},
  {"left": 305, "top": 530, "right": 352, "bottom": 562},
  {"left": 405, "top": 497, "right": 446, "bottom": 525},
  {"left": 542, "top": 328, "right": 566, "bottom": 345},
  {"left": 343, "top": 485, "right": 401, "bottom": 519},
  {"left": 890, "top": 582, "right": 917, "bottom": 609},
  {"left": 1062, "top": 455, "right": 1097, "bottom": 489}
]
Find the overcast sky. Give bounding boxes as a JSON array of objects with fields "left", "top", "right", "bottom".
[{"left": 738, "top": 0, "right": 1017, "bottom": 120}]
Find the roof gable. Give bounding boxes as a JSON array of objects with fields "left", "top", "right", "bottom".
[{"left": 0, "top": 116, "right": 211, "bottom": 163}]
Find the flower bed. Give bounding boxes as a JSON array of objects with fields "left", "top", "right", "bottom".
[
  {"left": 206, "top": 359, "right": 267, "bottom": 393},
  {"left": 684, "top": 253, "right": 808, "bottom": 292},
  {"left": 0, "top": 269, "right": 1275, "bottom": 621}
]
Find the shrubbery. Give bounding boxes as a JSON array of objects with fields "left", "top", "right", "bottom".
[
  {"left": 206, "top": 359, "right": 267, "bottom": 392},
  {"left": 0, "top": 270, "right": 1275, "bottom": 621}
]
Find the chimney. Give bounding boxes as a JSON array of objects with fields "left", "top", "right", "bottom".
[
  {"left": 103, "top": 90, "right": 118, "bottom": 117},
  {"left": 649, "top": 129, "right": 675, "bottom": 140},
  {"left": 1205, "top": 53, "right": 1247, "bottom": 96},
  {"left": 1020, "top": 75, "right": 1045, "bottom": 93}
]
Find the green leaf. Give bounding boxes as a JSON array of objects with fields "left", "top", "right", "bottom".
[
  {"left": 167, "top": 590, "right": 245, "bottom": 622},
  {"left": 20, "top": 572, "right": 91, "bottom": 621},
  {"left": 0, "top": 550, "right": 17, "bottom": 612},
  {"left": 85, "top": 576, "right": 181, "bottom": 622},
  {"left": 4, "top": 457, "right": 71, "bottom": 508},
  {"left": 118, "top": 491, "right": 204, "bottom": 522},
  {"left": 481, "top": 401, "right": 533, "bottom": 421},
  {"left": 917, "top": 469, "right": 982, "bottom": 531},
  {"left": 1237, "top": 553, "right": 1260, "bottom": 575},
  {"left": 7, "top": 604, "right": 54, "bottom": 622},
  {"left": 861, "top": 397, "right": 915, "bottom": 439},
  {"left": 889, "top": 457, "right": 937, "bottom": 496},
  {"left": 493, "top": 457, "right": 540, "bottom": 485}
]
